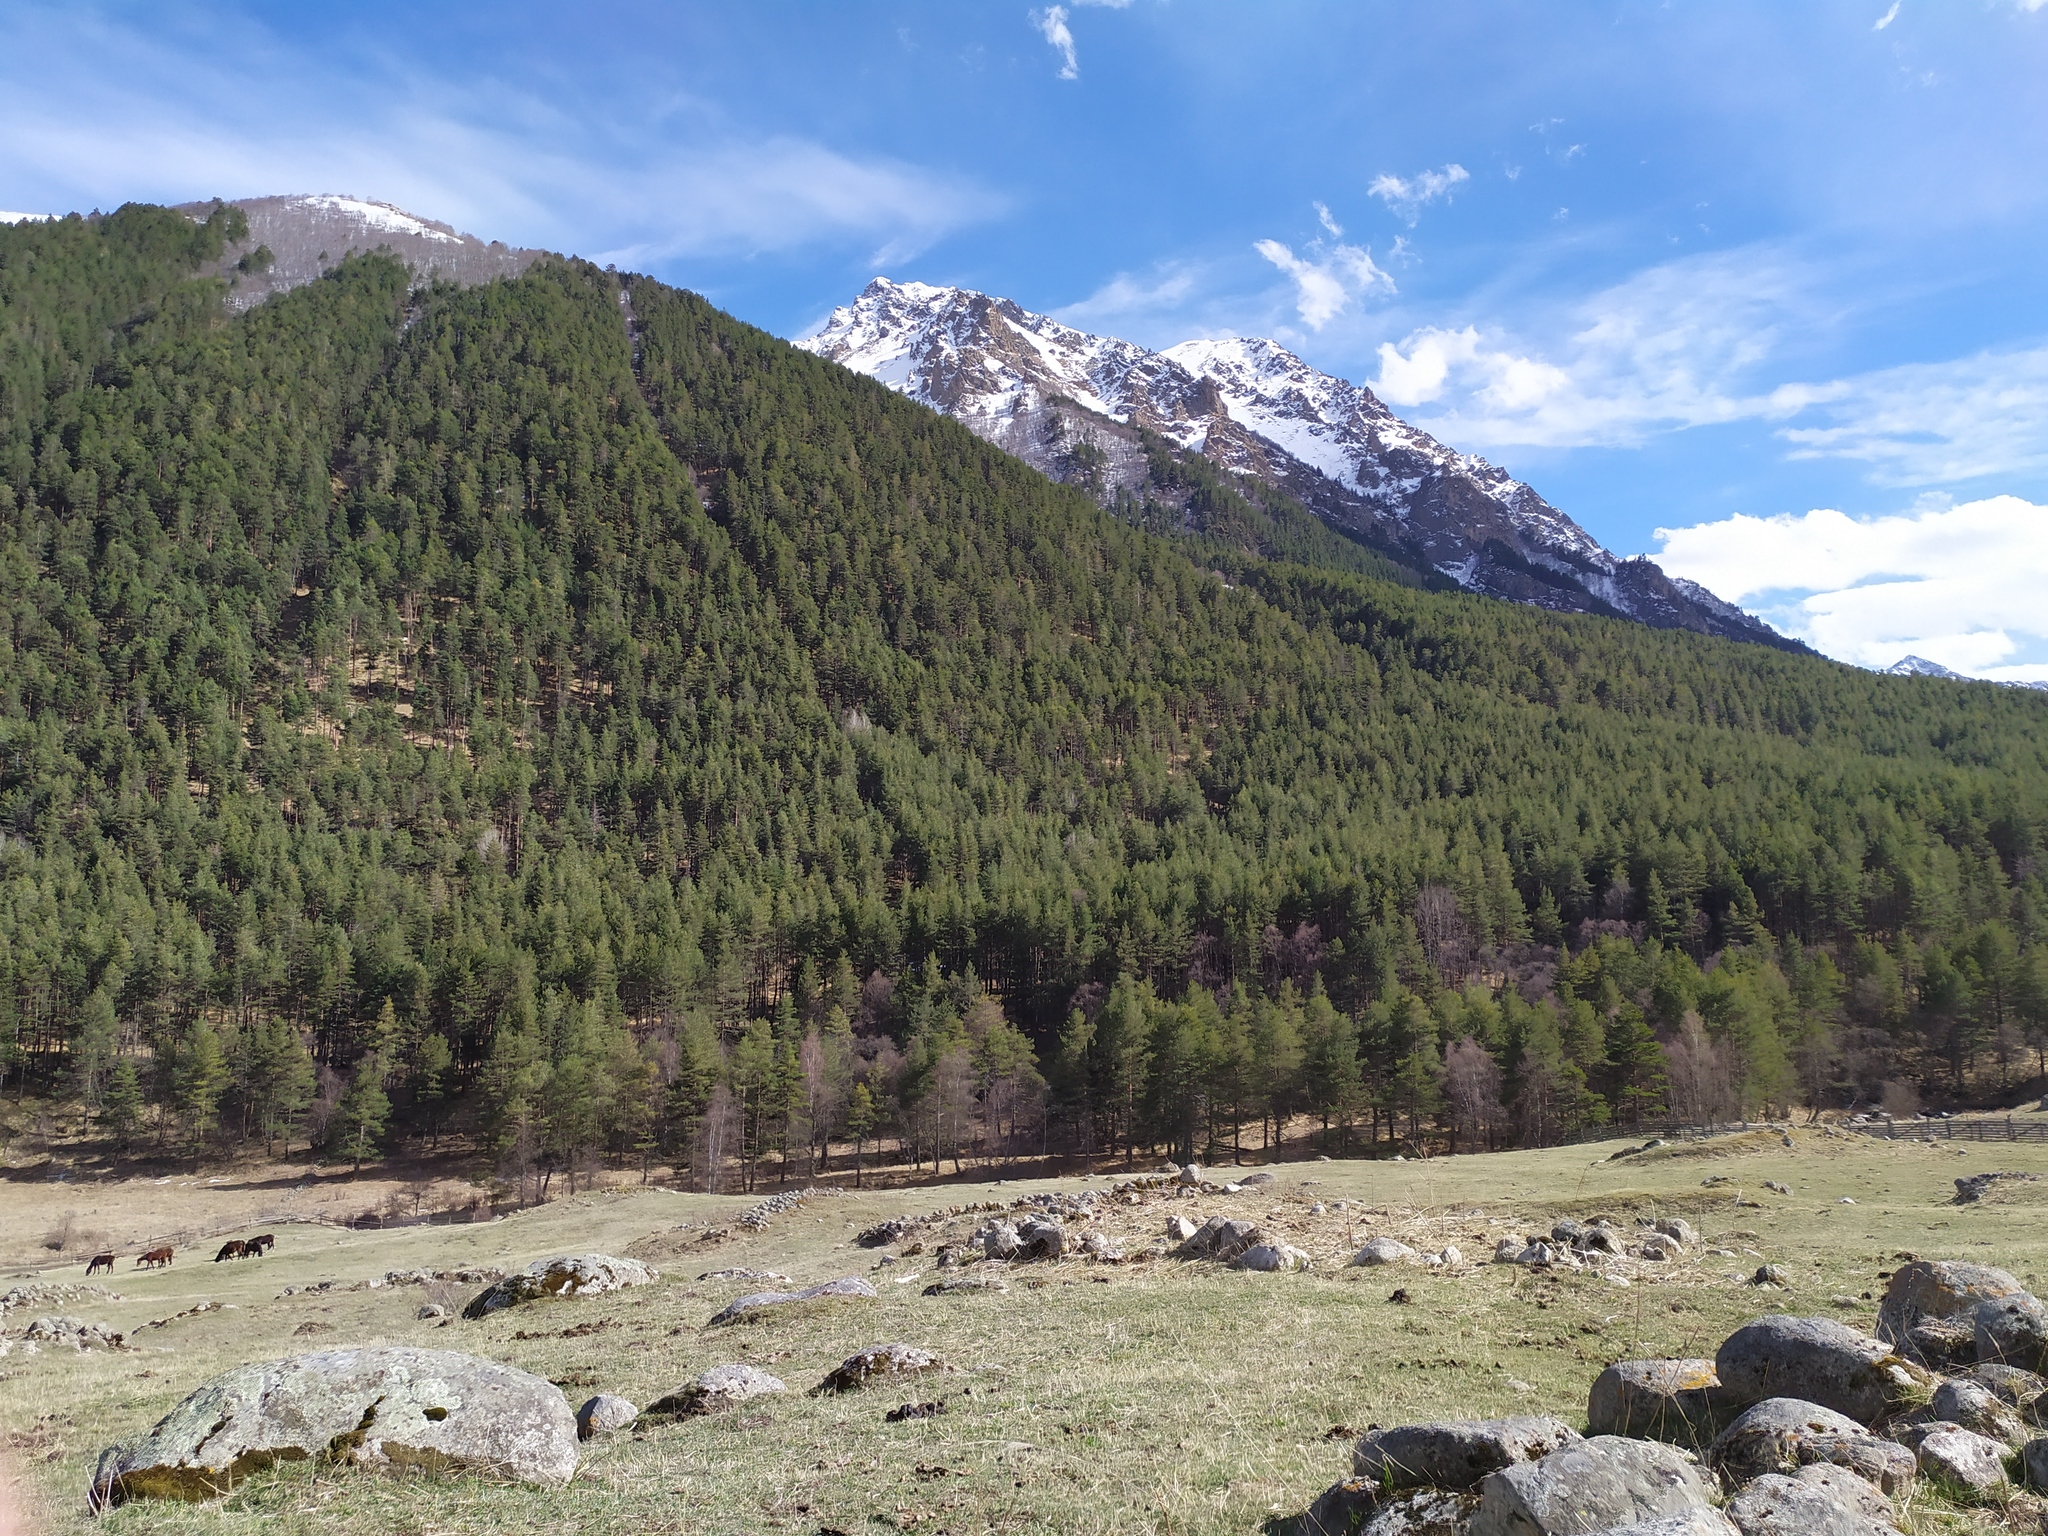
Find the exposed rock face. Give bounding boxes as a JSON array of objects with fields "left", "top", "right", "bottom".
[
  {"left": 797, "top": 279, "right": 1797, "bottom": 649},
  {"left": 814, "top": 1343, "right": 943, "bottom": 1395},
  {"left": 461, "top": 1254, "right": 656, "bottom": 1319},
  {"left": 644, "top": 1364, "right": 787, "bottom": 1417},
  {"left": 1708, "top": 1399, "right": 1915, "bottom": 1495},
  {"left": 706, "top": 1276, "right": 876, "bottom": 1326},
  {"left": 1467, "top": 1435, "right": 1716, "bottom": 1536},
  {"left": 88, "top": 1346, "right": 578, "bottom": 1508},
  {"left": 1352, "top": 1417, "right": 1581, "bottom": 1491},
  {"left": 1588, "top": 1360, "right": 1728, "bottom": 1441},
  {"left": 1714, "top": 1317, "right": 1926, "bottom": 1424},
  {"left": 1876, "top": 1261, "right": 2026, "bottom": 1364}
]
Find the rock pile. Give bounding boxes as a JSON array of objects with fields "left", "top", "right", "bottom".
[{"left": 461, "top": 1254, "right": 656, "bottom": 1319}]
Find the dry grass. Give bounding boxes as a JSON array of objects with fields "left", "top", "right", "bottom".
[{"left": 4, "top": 1129, "right": 2046, "bottom": 1534}]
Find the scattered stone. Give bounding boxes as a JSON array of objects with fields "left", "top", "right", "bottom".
[
  {"left": 461, "top": 1254, "right": 656, "bottom": 1320},
  {"left": 814, "top": 1343, "right": 943, "bottom": 1395},
  {"left": 1656, "top": 1218, "right": 1698, "bottom": 1248},
  {"left": 1974, "top": 1291, "right": 2048, "bottom": 1373},
  {"left": 1432, "top": 1245, "right": 1462, "bottom": 1266},
  {"left": 1640, "top": 1232, "right": 1684, "bottom": 1262},
  {"left": 1708, "top": 1398, "right": 1916, "bottom": 1495},
  {"left": 706, "top": 1275, "right": 876, "bottom": 1327},
  {"left": 1512, "top": 1240, "right": 1582, "bottom": 1269},
  {"left": 1587, "top": 1359, "right": 1728, "bottom": 1442},
  {"left": 1578, "top": 1227, "right": 1626, "bottom": 1257},
  {"left": 1239, "top": 1171, "right": 1275, "bottom": 1186},
  {"left": 1352, "top": 1237, "right": 1418, "bottom": 1267},
  {"left": 1298, "top": 1484, "right": 1476, "bottom": 1536},
  {"left": 1468, "top": 1435, "right": 1715, "bottom": 1536},
  {"left": 1750, "top": 1265, "right": 1790, "bottom": 1288},
  {"left": 643, "top": 1364, "right": 787, "bottom": 1417},
  {"left": 1080, "top": 1231, "right": 1123, "bottom": 1262},
  {"left": 698, "top": 1268, "right": 792, "bottom": 1284},
  {"left": 1494, "top": 1238, "right": 1526, "bottom": 1263},
  {"left": 978, "top": 1222, "right": 1021, "bottom": 1260},
  {"left": 885, "top": 1400, "right": 946, "bottom": 1423},
  {"left": 1954, "top": 1170, "right": 2038, "bottom": 1204},
  {"left": 1016, "top": 1218, "right": 1066, "bottom": 1260},
  {"left": 87, "top": 1346, "right": 579, "bottom": 1508},
  {"left": 1930, "top": 1377, "right": 2028, "bottom": 1444},
  {"left": 1764, "top": 1181, "right": 1791, "bottom": 1195},
  {"left": 575, "top": 1394, "right": 637, "bottom": 1440},
  {"left": 1352, "top": 1416, "right": 1581, "bottom": 1491},
  {"left": 857, "top": 1219, "right": 916, "bottom": 1248},
  {"left": 1914, "top": 1425, "right": 2008, "bottom": 1494},
  {"left": 921, "top": 1275, "right": 1009, "bottom": 1297},
  {"left": 1179, "top": 1217, "right": 1261, "bottom": 1262},
  {"left": 22, "top": 1316, "right": 123, "bottom": 1351},
  {"left": 416, "top": 1304, "right": 447, "bottom": 1320},
  {"left": 1178, "top": 1162, "right": 1203, "bottom": 1187},
  {"left": 1164, "top": 1215, "right": 1198, "bottom": 1243},
  {"left": 1234, "top": 1243, "right": 1312, "bottom": 1273},
  {"left": 1550, "top": 1219, "right": 1585, "bottom": 1246}
]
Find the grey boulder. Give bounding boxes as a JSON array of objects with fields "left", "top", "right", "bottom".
[
  {"left": 979, "top": 1222, "right": 1021, "bottom": 1259},
  {"left": 1973, "top": 1291, "right": 2048, "bottom": 1373},
  {"left": 1714, "top": 1317, "right": 1926, "bottom": 1424},
  {"left": 1708, "top": 1398, "right": 1915, "bottom": 1495},
  {"left": 1914, "top": 1425, "right": 2008, "bottom": 1493},
  {"left": 88, "top": 1346, "right": 578, "bottom": 1508},
  {"left": 1875, "top": 1260, "right": 2024, "bottom": 1364},
  {"left": 1353, "top": 1237, "right": 1418, "bottom": 1266},
  {"left": 1587, "top": 1359, "right": 1729, "bottom": 1442},
  {"left": 1234, "top": 1243, "right": 1312, "bottom": 1272},
  {"left": 1353, "top": 1416, "right": 1581, "bottom": 1491},
  {"left": 1179, "top": 1217, "right": 1261, "bottom": 1262},
  {"left": 707, "top": 1275, "right": 876, "bottom": 1326},
  {"left": 1930, "top": 1377, "right": 2027, "bottom": 1444},
  {"left": 1655, "top": 1218, "right": 1699, "bottom": 1248},
  {"left": 1017, "top": 1218, "right": 1066, "bottom": 1260},
  {"left": 462, "top": 1253, "right": 656, "bottom": 1319},
  {"left": 1297, "top": 1485, "right": 1477, "bottom": 1536},
  {"left": 644, "top": 1363, "right": 787, "bottom": 1417},
  {"left": 814, "top": 1342, "right": 943, "bottom": 1394},
  {"left": 1639, "top": 1232, "right": 1684, "bottom": 1262},
  {"left": 1598, "top": 1515, "right": 1738, "bottom": 1536},
  {"left": 1468, "top": 1435, "right": 1715, "bottom": 1536},
  {"left": 2021, "top": 1434, "right": 2048, "bottom": 1490},
  {"left": 1724, "top": 1469, "right": 1901, "bottom": 1536},
  {"left": 575, "top": 1393, "right": 637, "bottom": 1439}
]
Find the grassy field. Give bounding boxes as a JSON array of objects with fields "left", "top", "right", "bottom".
[{"left": 4, "top": 1127, "right": 2045, "bottom": 1535}]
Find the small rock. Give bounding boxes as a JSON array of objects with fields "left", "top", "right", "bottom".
[
  {"left": 1640, "top": 1232, "right": 1683, "bottom": 1262},
  {"left": 1164, "top": 1215, "right": 1198, "bottom": 1242},
  {"left": 1352, "top": 1416, "right": 1580, "bottom": 1491},
  {"left": 1080, "top": 1231, "right": 1122, "bottom": 1262},
  {"left": 575, "top": 1393, "right": 637, "bottom": 1440},
  {"left": 1751, "top": 1265, "right": 1791, "bottom": 1288},
  {"left": 1017, "top": 1218, "right": 1066, "bottom": 1260},
  {"left": 884, "top": 1400, "right": 946, "bottom": 1423},
  {"left": 1434, "top": 1245, "right": 1461, "bottom": 1266},
  {"left": 1587, "top": 1359, "right": 1729, "bottom": 1442},
  {"left": 1764, "top": 1181, "right": 1792, "bottom": 1195},
  {"left": 1233, "top": 1243, "right": 1312, "bottom": 1272},
  {"left": 1177, "top": 1162, "right": 1203, "bottom": 1186},
  {"left": 1351, "top": 1237, "right": 1418, "bottom": 1267},
  {"left": 1493, "top": 1238, "right": 1526, "bottom": 1263},
  {"left": 814, "top": 1343, "right": 943, "bottom": 1395},
  {"left": 1914, "top": 1425, "right": 2008, "bottom": 1494},
  {"left": 1655, "top": 1217, "right": 1698, "bottom": 1247},
  {"left": 1178, "top": 1216, "right": 1260, "bottom": 1262},
  {"left": 920, "top": 1275, "right": 1009, "bottom": 1297},
  {"left": 1709, "top": 1398, "right": 1916, "bottom": 1495},
  {"left": 1931, "top": 1378, "right": 2028, "bottom": 1444},
  {"left": 1578, "top": 1227, "right": 1626, "bottom": 1256},
  {"left": 1468, "top": 1435, "right": 1715, "bottom": 1536},
  {"left": 2021, "top": 1434, "right": 2048, "bottom": 1489},
  {"left": 644, "top": 1363, "right": 786, "bottom": 1417},
  {"left": 979, "top": 1222, "right": 1022, "bottom": 1260},
  {"left": 1298, "top": 1484, "right": 1476, "bottom": 1536},
  {"left": 706, "top": 1275, "right": 876, "bottom": 1327},
  {"left": 416, "top": 1304, "right": 447, "bottom": 1320}
]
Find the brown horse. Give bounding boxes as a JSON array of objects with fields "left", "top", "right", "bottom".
[
  {"left": 213, "top": 1240, "right": 247, "bottom": 1262},
  {"left": 85, "top": 1252, "right": 116, "bottom": 1276},
  {"left": 246, "top": 1233, "right": 275, "bottom": 1255},
  {"left": 137, "top": 1247, "right": 173, "bottom": 1269}
]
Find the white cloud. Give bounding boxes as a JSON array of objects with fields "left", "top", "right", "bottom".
[
  {"left": 1874, "top": 3, "right": 1901, "bottom": 30},
  {"left": 1254, "top": 237, "right": 1392, "bottom": 330},
  {"left": 1774, "top": 345, "right": 2048, "bottom": 486},
  {"left": 1033, "top": 6, "right": 1079, "bottom": 78},
  {"left": 1654, "top": 496, "right": 2048, "bottom": 679},
  {"left": 1367, "top": 163, "right": 1470, "bottom": 224},
  {"left": 1314, "top": 201, "right": 1343, "bottom": 238},
  {"left": 1374, "top": 325, "right": 1571, "bottom": 411},
  {"left": 1053, "top": 262, "right": 1203, "bottom": 335}
]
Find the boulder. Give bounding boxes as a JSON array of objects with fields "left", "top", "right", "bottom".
[
  {"left": 1598, "top": 1516, "right": 1738, "bottom": 1536},
  {"left": 1708, "top": 1399, "right": 1915, "bottom": 1495},
  {"left": 1017, "top": 1219, "right": 1066, "bottom": 1260},
  {"left": 1973, "top": 1291, "right": 2048, "bottom": 1373},
  {"left": 1468, "top": 1435, "right": 1715, "bottom": 1536},
  {"left": 644, "top": 1363, "right": 787, "bottom": 1417},
  {"left": 706, "top": 1275, "right": 876, "bottom": 1326},
  {"left": 1297, "top": 1484, "right": 1476, "bottom": 1536},
  {"left": 1714, "top": 1317, "right": 1926, "bottom": 1424},
  {"left": 87, "top": 1346, "right": 578, "bottom": 1508},
  {"left": 1874, "top": 1260, "right": 2026, "bottom": 1365},
  {"left": 1655, "top": 1218, "right": 1698, "bottom": 1248},
  {"left": 1750, "top": 1265, "right": 1791, "bottom": 1289},
  {"left": 1578, "top": 1227, "right": 1626, "bottom": 1257},
  {"left": 1081, "top": 1231, "right": 1123, "bottom": 1262},
  {"left": 575, "top": 1394, "right": 637, "bottom": 1440},
  {"left": 1352, "top": 1238, "right": 1419, "bottom": 1267},
  {"left": 1724, "top": 1470, "right": 1901, "bottom": 1536},
  {"left": 1930, "top": 1378, "right": 2027, "bottom": 1444},
  {"left": 2021, "top": 1434, "right": 2048, "bottom": 1490},
  {"left": 1164, "top": 1215, "right": 1198, "bottom": 1243},
  {"left": 1432, "top": 1245, "right": 1462, "bottom": 1267},
  {"left": 979, "top": 1222, "right": 1022, "bottom": 1260},
  {"left": 461, "top": 1254, "right": 656, "bottom": 1319},
  {"left": 1352, "top": 1416, "right": 1580, "bottom": 1491},
  {"left": 1234, "top": 1243, "right": 1311, "bottom": 1273},
  {"left": 1551, "top": 1219, "right": 1586, "bottom": 1246},
  {"left": 1179, "top": 1217, "right": 1261, "bottom": 1262},
  {"left": 1913, "top": 1425, "right": 2008, "bottom": 1494},
  {"left": 1640, "top": 1232, "right": 1683, "bottom": 1262},
  {"left": 1178, "top": 1162, "right": 1203, "bottom": 1186},
  {"left": 1971, "top": 1362, "right": 2048, "bottom": 1420},
  {"left": 1493, "top": 1238, "right": 1527, "bottom": 1263},
  {"left": 1587, "top": 1359, "right": 1728, "bottom": 1442},
  {"left": 815, "top": 1343, "right": 943, "bottom": 1395}
]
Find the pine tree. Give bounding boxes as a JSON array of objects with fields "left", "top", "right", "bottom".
[
  {"left": 103, "top": 1058, "right": 145, "bottom": 1154},
  {"left": 172, "top": 1020, "right": 231, "bottom": 1152},
  {"left": 336, "top": 1054, "right": 392, "bottom": 1174}
]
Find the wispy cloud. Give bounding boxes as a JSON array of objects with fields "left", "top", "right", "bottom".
[
  {"left": 1655, "top": 496, "right": 2048, "bottom": 680},
  {"left": 1254, "top": 238, "right": 1393, "bottom": 329},
  {"left": 1874, "top": 3, "right": 1902, "bottom": 30},
  {"left": 1774, "top": 346, "right": 2048, "bottom": 485},
  {"left": 1032, "top": 6, "right": 1079, "bottom": 78},
  {"left": 1053, "top": 262, "right": 1203, "bottom": 333},
  {"left": 1367, "top": 163, "right": 1470, "bottom": 224}
]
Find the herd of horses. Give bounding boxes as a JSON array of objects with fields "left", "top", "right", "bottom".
[{"left": 83, "top": 1234, "right": 274, "bottom": 1274}]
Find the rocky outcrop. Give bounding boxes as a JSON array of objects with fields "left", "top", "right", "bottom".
[
  {"left": 707, "top": 1275, "right": 876, "bottom": 1326},
  {"left": 461, "top": 1254, "right": 656, "bottom": 1319}
]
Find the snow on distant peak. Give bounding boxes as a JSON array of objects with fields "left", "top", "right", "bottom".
[
  {"left": 290, "top": 195, "right": 462, "bottom": 244},
  {"left": 1883, "top": 655, "right": 1968, "bottom": 680}
]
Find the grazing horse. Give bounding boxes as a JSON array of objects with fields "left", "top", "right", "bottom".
[
  {"left": 137, "top": 1247, "right": 173, "bottom": 1269},
  {"left": 214, "top": 1239, "right": 247, "bottom": 1262},
  {"left": 247, "top": 1233, "right": 275, "bottom": 1255},
  {"left": 86, "top": 1252, "right": 116, "bottom": 1276}
]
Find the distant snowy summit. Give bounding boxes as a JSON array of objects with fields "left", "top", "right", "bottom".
[
  {"left": 799, "top": 277, "right": 1795, "bottom": 648},
  {"left": 171, "top": 193, "right": 547, "bottom": 311},
  {"left": 1884, "top": 655, "right": 2048, "bottom": 691}
]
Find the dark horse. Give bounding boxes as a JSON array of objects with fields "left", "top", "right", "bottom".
[
  {"left": 85, "top": 1252, "right": 116, "bottom": 1276},
  {"left": 214, "top": 1239, "right": 247, "bottom": 1262},
  {"left": 246, "top": 1233, "right": 275, "bottom": 1255}
]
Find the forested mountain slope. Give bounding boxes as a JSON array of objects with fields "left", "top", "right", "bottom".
[{"left": 2, "top": 206, "right": 2044, "bottom": 1185}]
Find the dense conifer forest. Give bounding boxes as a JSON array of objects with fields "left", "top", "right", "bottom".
[{"left": 3, "top": 205, "right": 2045, "bottom": 1190}]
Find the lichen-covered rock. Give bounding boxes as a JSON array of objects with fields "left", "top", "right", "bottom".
[
  {"left": 1296, "top": 1483, "right": 1476, "bottom": 1536},
  {"left": 1875, "top": 1259, "right": 2025, "bottom": 1364},
  {"left": 1081, "top": 1230, "right": 1123, "bottom": 1262},
  {"left": 1352, "top": 1416, "right": 1580, "bottom": 1491},
  {"left": 88, "top": 1346, "right": 577, "bottom": 1508},
  {"left": 1724, "top": 1470, "right": 1901, "bottom": 1536},
  {"left": 1714, "top": 1317, "right": 1926, "bottom": 1424},
  {"left": 643, "top": 1363, "right": 786, "bottom": 1417},
  {"left": 1973, "top": 1291, "right": 2048, "bottom": 1373},
  {"left": 1930, "top": 1378, "right": 2027, "bottom": 1444},
  {"left": 1588, "top": 1359, "right": 1728, "bottom": 1441},
  {"left": 1914, "top": 1425, "right": 2008, "bottom": 1494},
  {"left": 978, "top": 1221, "right": 1021, "bottom": 1259},
  {"left": 575, "top": 1394, "right": 637, "bottom": 1439},
  {"left": 1234, "top": 1243, "right": 1312, "bottom": 1272},
  {"left": 2021, "top": 1435, "right": 2048, "bottom": 1490},
  {"left": 706, "top": 1275, "right": 875, "bottom": 1326},
  {"left": 1468, "top": 1435, "right": 1715, "bottom": 1536},
  {"left": 1352, "top": 1237, "right": 1418, "bottom": 1266},
  {"left": 1708, "top": 1399, "right": 1915, "bottom": 1495},
  {"left": 461, "top": 1254, "right": 655, "bottom": 1319},
  {"left": 1598, "top": 1515, "right": 1739, "bottom": 1536},
  {"left": 814, "top": 1343, "right": 943, "bottom": 1394}
]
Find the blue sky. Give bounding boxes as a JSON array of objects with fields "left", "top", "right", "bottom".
[{"left": 5, "top": 1, "right": 2048, "bottom": 676}]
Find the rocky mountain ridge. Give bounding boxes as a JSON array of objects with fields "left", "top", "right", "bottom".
[{"left": 800, "top": 278, "right": 1796, "bottom": 649}]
